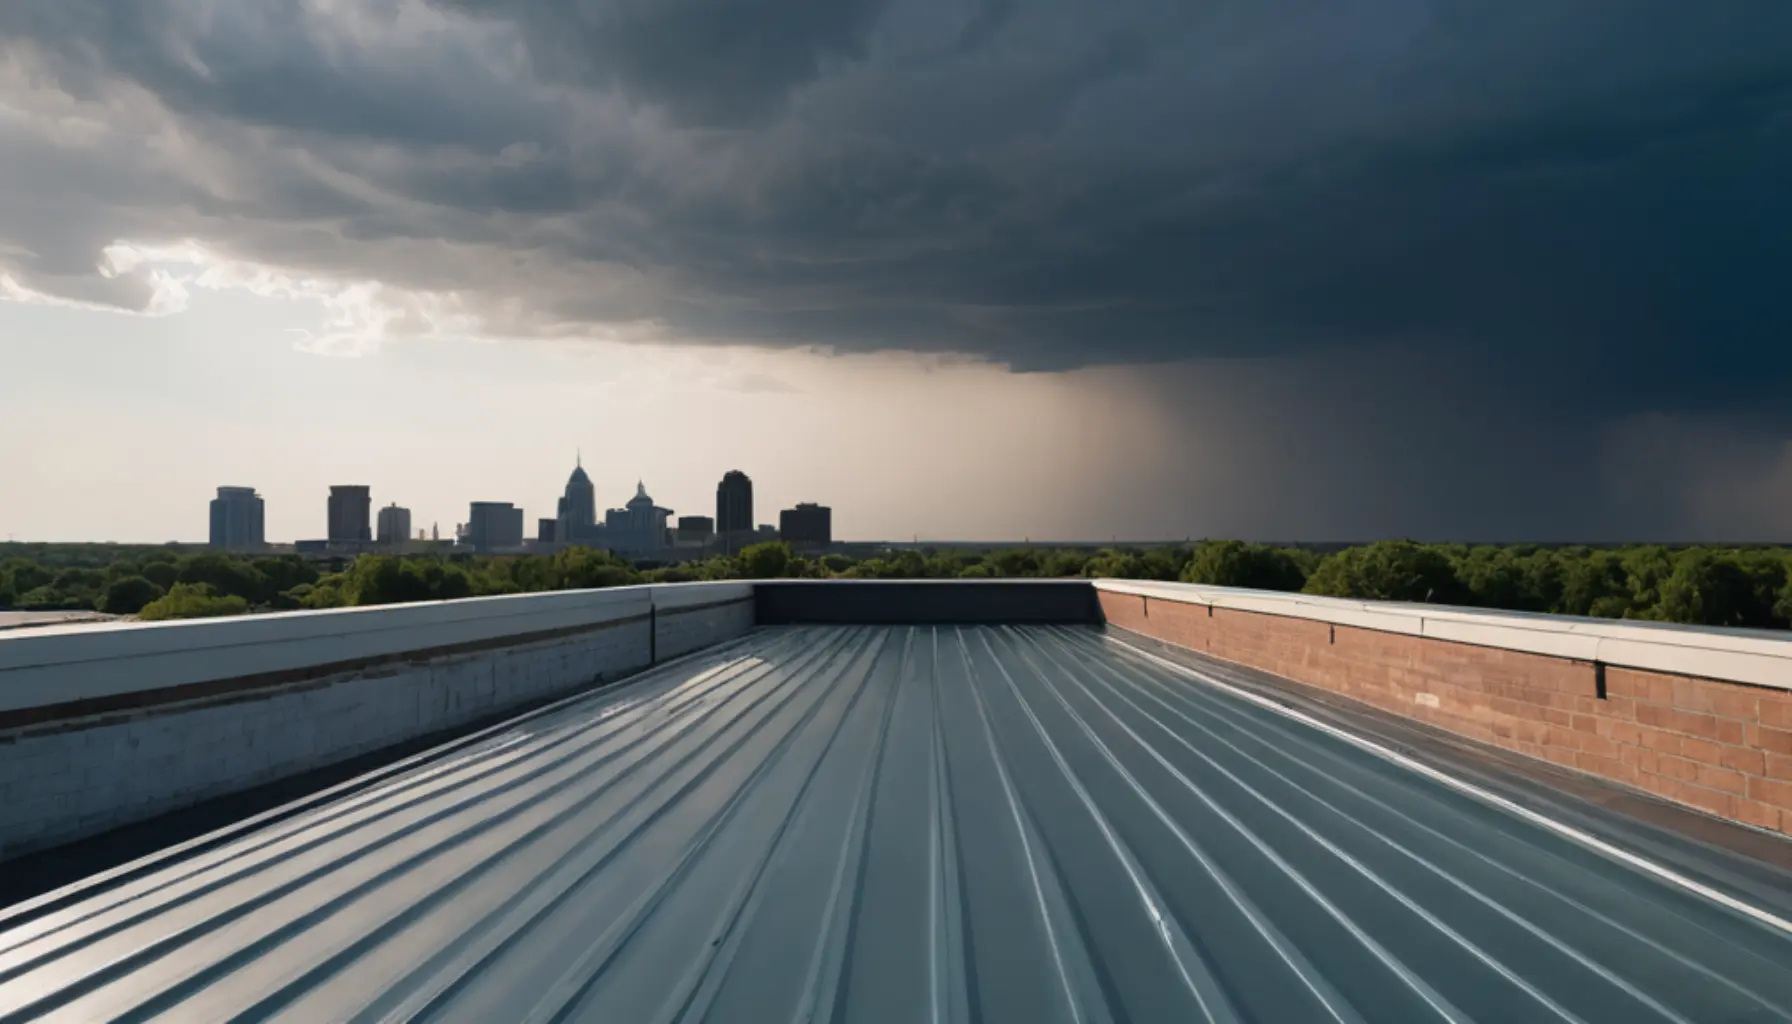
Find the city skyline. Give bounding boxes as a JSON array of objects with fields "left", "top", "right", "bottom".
[{"left": 184, "top": 461, "right": 835, "bottom": 550}]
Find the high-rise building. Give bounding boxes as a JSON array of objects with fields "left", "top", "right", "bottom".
[
  {"left": 558, "top": 453, "right": 598, "bottom": 543},
  {"left": 779, "top": 503, "right": 832, "bottom": 549},
  {"left": 376, "top": 503, "right": 412, "bottom": 546},
  {"left": 676, "top": 515, "right": 714, "bottom": 545},
  {"left": 466, "top": 502, "right": 525, "bottom": 552},
  {"left": 327, "top": 486, "right": 372, "bottom": 542},
  {"left": 538, "top": 518, "right": 558, "bottom": 543},
  {"left": 716, "top": 470, "right": 753, "bottom": 551},
  {"left": 208, "top": 487, "right": 265, "bottom": 550}
]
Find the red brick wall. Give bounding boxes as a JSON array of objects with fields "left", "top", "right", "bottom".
[{"left": 1099, "top": 592, "right": 1792, "bottom": 834}]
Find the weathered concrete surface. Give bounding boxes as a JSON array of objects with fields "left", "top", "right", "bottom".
[{"left": 0, "top": 611, "right": 119, "bottom": 632}]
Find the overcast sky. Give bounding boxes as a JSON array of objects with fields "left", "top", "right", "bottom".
[{"left": 2, "top": 1, "right": 1789, "bottom": 544}]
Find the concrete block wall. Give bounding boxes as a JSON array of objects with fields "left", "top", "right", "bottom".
[
  {"left": 1095, "top": 580, "right": 1792, "bottom": 835},
  {"left": 0, "top": 582, "right": 752, "bottom": 859},
  {"left": 655, "top": 586, "right": 757, "bottom": 660}
]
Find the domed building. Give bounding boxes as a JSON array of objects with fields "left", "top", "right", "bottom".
[{"left": 603, "top": 480, "right": 675, "bottom": 554}]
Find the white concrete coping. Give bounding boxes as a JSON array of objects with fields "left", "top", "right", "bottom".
[
  {"left": 1094, "top": 579, "right": 1792, "bottom": 692},
  {"left": 0, "top": 581, "right": 753, "bottom": 715},
  {"left": 650, "top": 580, "right": 754, "bottom": 611}
]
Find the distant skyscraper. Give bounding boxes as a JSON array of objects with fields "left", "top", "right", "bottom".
[
  {"left": 558, "top": 453, "right": 598, "bottom": 542},
  {"left": 327, "top": 485, "right": 372, "bottom": 542},
  {"left": 208, "top": 487, "right": 265, "bottom": 550},
  {"left": 716, "top": 470, "right": 753, "bottom": 550},
  {"left": 467, "top": 502, "right": 525, "bottom": 552},
  {"left": 676, "top": 515, "right": 714, "bottom": 545},
  {"left": 538, "top": 518, "right": 558, "bottom": 543},
  {"left": 376, "top": 503, "right": 411, "bottom": 546},
  {"left": 780, "top": 503, "right": 832, "bottom": 549}
]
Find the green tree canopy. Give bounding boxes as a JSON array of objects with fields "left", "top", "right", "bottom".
[
  {"left": 252, "top": 556, "right": 319, "bottom": 596},
  {"left": 99, "top": 576, "right": 166, "bottom": 615},
  {"left": 552, "top": 547, "right": 641, "bottom": 590},
  {"left": 1558, "top": 550, "right": 1629, "bottom": 617},
  {"left": 991, "top": 549, "right": 1041, "bottom": 577},
  {"left": 842, "top": 557, "right": 893, "bottom": 579},
  {"left": 177, "top": 554, "right": 272, "bottom": 603},
  {"left": 293, "top": 578, "right": 350, "bottom": 609},
  {"left": 1655, "top": 550, "right": 1784, "bottom": 629},
  {"left": 1181, "top": 541, "right": 1308, "bottom": 591},
  {"left": 1, "top": 558, "right": 53, "bottom": 596},
  {"left": 336, "top": 556, "right": 477, "bottom": 606},
  {"left": 1620, "top": 547, "right": 1676, "bottom": 619},
  {"left": 3, "top": 539, "right": 1790, "bottom": 630},
  {"left": 1304, "top": 541, "right": 1467, "bottom": 604},
  {"left": 138, "top": 582, "right": 251, "bottom": 621},
  {"left": 737, "top": 542, "right": 792, "bottom": 579},
  {"left": 1039, "top": 549, "right": 1095, "bottom": 578},
  {"left": 139, "top": 561, "right": 181, "bottom": 590}
]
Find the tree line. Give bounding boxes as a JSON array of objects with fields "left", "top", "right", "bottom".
[{"left": 4, "top": 540, "right": 1792, "bottom": 631}]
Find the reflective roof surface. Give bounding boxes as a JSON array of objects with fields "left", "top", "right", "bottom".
[{"left": 2, "top": 625, "right": 1790, "bottom": 1022}]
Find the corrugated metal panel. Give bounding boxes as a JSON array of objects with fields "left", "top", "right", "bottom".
[{"left": 1, "top": 625, "right": 1790, "bottom": 1022}]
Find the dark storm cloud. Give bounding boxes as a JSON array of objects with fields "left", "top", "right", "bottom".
[
  {"left": 7, "top": 0, "right": 1789, "bottom": 392},
  {"left": 2, "top": 0, "right": 1790, "bottom": 537},
  {"left": 438, "top": 0, "right": 896, "bottom": 126},
  {"left": 0, "top": 2, "right": 559, "bottom": 149}
]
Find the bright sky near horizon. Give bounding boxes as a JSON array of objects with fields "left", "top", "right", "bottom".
[
  {"left": 3, "top": 1, "right": 1790, "bottom": 544},
  {"left": 0, "top": 286, "right": 1179, "bottom": 544}
]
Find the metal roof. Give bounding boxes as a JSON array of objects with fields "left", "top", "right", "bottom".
[{"left": 2, "top": 625, "right": 1791, "bottom": 1022}]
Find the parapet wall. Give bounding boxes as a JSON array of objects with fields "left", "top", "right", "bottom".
[
  {"left": 1095, "top": 580, "right": 1792, "bottom": 835},
  {"left": 0, "top": 582, "right": 752, "bottom": 859},
  {"left": 755, "top": 579, "right": 1100, "bottom": 624},
  {"left": 9, "top": 575, "right": 1789, "bottom": 865}
]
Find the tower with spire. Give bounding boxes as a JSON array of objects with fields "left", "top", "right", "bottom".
[{"left": 558, "top": 451, "right": 598, "bottom": 542}]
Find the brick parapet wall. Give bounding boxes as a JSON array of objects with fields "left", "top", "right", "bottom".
[{"left": 1098, "top": 591, "right": 1792, "bottom": 835}]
